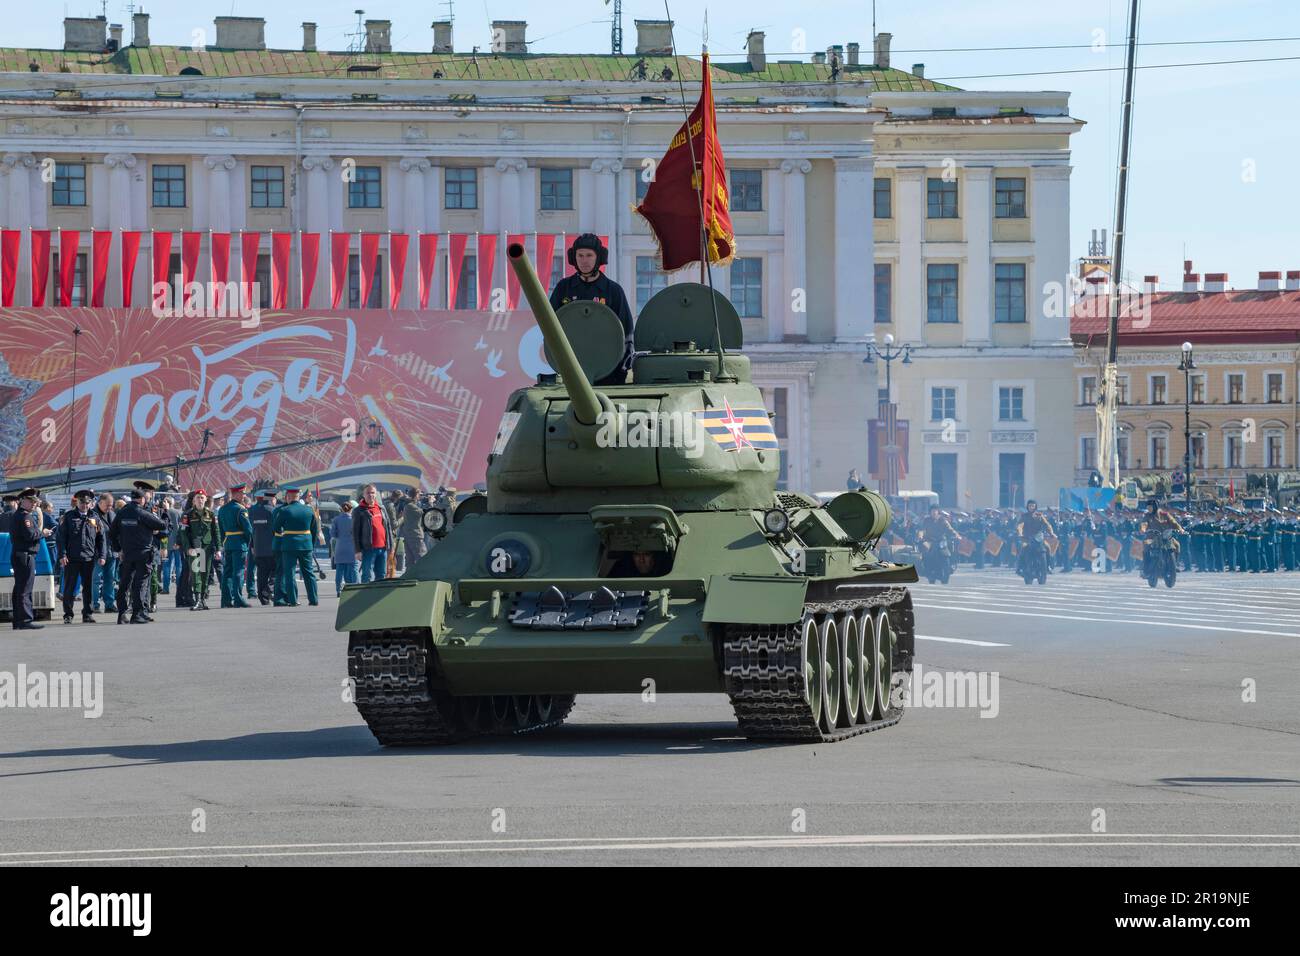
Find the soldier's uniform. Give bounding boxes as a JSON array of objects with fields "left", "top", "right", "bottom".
[
  {"left": 58, "top": 490, "right": 106, "bottom": 623},
  {"left": 217, "top": 485, "right": 255, "bottom": 608},
  {"left": 248, "top": 491, "right": 278, "bottom": 605},
  {"left": 109, "top": 484, "right": 168, "bottom": 624},
  {"left": 273, "top": 489, "right": 321, "bottom": 606},
  {"left": 400, "top": 492, "right": 428, "bottom": 568},
  {"left": 178, "top": 497, "right": 220, "bottom": 611},
  {"left": 8, "top": 490, "right": 46, "bottom": 630}
]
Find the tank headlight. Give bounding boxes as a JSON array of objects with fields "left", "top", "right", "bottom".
[
  {"left": 421, "top": 507, "right": 448, "bottom": 536},
  {"left": 762, "top": 508, "right": 791, "bottom": 537}
]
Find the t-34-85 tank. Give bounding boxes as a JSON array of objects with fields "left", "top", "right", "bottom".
[{"left": 336, "top": 242, "right": 918, "bottom": 744}]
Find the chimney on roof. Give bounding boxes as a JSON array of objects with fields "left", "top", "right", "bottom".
[
  {"left": 214, "top": 17, "right": 267, "bottom": 51},
  {"left": 1182, "top": 273, "right": 1200, "bottom": 293},
  {"left": 1287, "top": 271, "right": 1300, "bottom": 291},
  {"left": 1143, "top": 275, "right": 1159, "bottom": 295},
  {"left": 1258, "top": 271, "right": 1281, "bottom": 292},
  {"left": 365, "top": 20, "right": 392, "bottom": 54},
  {"left": 132, "top": 12, "right": 150, "bottom": 48},
  {"left": 302, "top": 22, "right": 317, "bottom": 53},
  {"left": 913, "top": 63, "right": 925, "bottom": 77},
  {"left": 635, "top": 19, "right": 674, "bottom": 55},
  {"left": 108, "top": 23, "right": 123, "bottom": 51},
  {"left": 746, "top": 31, "right": 766, "bottom": 72},
  {"left": 812, "top": 51, "right": 826, "bottom": 64},
  {"left": 1183, "top": 259, "right": 1193, "bottom": 274},
  {"left": 1204, "top": 272, "right": 1227, "bottom": 293},
  {"left": 847, "top": 42, "right": 860, "bottom": 66},
  {"left": 874, "top": 32, "right": 892, "bottom": 68},
  {"left": 64, "top": 15, "right": 107, "bottom": 52},
  {"left": 432, "top": 21, "right": 453, "bottom": 53},
  {"left": 491, "top": 20, "right": 527, "bottom": 54}
]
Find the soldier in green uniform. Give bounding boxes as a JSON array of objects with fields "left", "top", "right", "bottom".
[
  {"left": 178, "top": 489, "right": 220, "bottom": 610},
  {"left": 273, "top": 486, "right": 321, "bottom": 606},
  {"left": 217, "top": 483, "right": 255, "bottom": 608}
]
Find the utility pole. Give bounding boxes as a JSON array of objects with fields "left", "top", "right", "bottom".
[{"left": 606, "top": 0, "right": 623, "bottom": 54}]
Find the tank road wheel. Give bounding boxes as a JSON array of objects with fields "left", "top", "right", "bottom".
[
  {"left": 839, "top": 612, "right": 862, "bottom": 726},
  {"left": 874, "top": 610, "right": 896, "bottom": 720},
  {"left": 819, "top": 615, "right": 842, "bottom": 732},
  {"left": 457, "top": 695, "right": 488, "bottom": 733},
  {"left": 534, "top": 694, "right": 555, "bottom": 722},
  {"left": 512, "top": 695, "right": 534, "bottom": 728},
  {"left": 857, "top": 609, "right": 878, "bottom": 724},
  {"left": 799, "top": 613, "right": 822, "bottom": 726},
  {"left": 489, "top": 695, "right": 515, "bottom": 732}
]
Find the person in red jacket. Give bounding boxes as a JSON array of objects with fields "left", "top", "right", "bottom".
[{"left": 351, "top": 484, "right": 393, "bottom": 582}]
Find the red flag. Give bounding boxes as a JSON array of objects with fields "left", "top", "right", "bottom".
[
  {"left": 151, "top": 231, "right": 173, "bottom": 299},
  {"left": 0, "top": 230, "right": 20, "bottom": 307},
  {"left": 448, "top": 233, "right": 468, "bottom": 309},
  {"left": 330, "top": 232, "right": 350, "bottom": 308},
  {"left": 58, "top": 230, "right": 80, "bottom": 306},
  {"left": 120, "top": 230, "right": 143, "bottom": 307},
  {"left": 634, "top": 53, "right": 736, "bottom": 271},
  {"left": 210, "top": 232, "right": 232, "bottom": 312},
  {"left": 476, "top": 233, "right": 497, "bottom": 309},
  {"left": 563, "top": 233, "right": 610, "bottom": 274},
  {"left": 30, "top": 229, "right": 51, "bottom": 307},
  {"left": 240, "top": 231, "right": 261, "bottom": 311},
  {"left": 506, "top": 233, "right": 525, "bottom": 309},
  {"left": 535, "top": 233, "right": 557, "bottom": 297},
  {"left": 359, "top": 232, "right": 380, "bottom": 308},
  {"left": 91, "top": 230, "right": 112, "bottom": 307},
  {"left": 300, "top": 232, "right": 320, "bottom": 307},
  {"left": 418, "top": 233, "right": 439, "bottom": 309},
  {"left": 181, "top": 231, "right": 201, "bottom": 307},
  {"left": 389, "top": 233, "right": 409, "bottom": 309},
  {"left": 271, "top": 232, "right": 292, "bottom": 309}
]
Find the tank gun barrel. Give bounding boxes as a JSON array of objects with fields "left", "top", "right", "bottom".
[{"left": 507, "top": 242, "right": 603, "bottom": 425}]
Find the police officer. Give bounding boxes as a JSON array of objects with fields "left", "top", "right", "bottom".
[
  {"left": 108, "top": 481, "right": 167, "bottom": 624},
  {"left": 58, "top": 489, "right": 107, "bottom": 624},
  {"left": 217, "top": 484, "right": 254, "bottom": 608},
  {"left": 178, "top": 489, "right": 220, "bottom": 611},
  {"left": 548, "top": 233, "right": 635, "bottom": 386},
  {"left": 273, "top": 486, "right": 321, "bottom": 606},
  {"left": 8, "top": 488, "right": 50, "bottom": 630},
  {"left": 248, "top": 489, "right": 278, "bottom": 605}
]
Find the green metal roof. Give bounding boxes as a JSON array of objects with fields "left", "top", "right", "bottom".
[{"left": 0, "top": 47, "right": 957, "bottom": 91}]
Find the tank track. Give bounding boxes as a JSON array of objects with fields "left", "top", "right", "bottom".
[
  {"left": 723, "top": 598, "right": 909, "bottom": 743},
  {"left": 347, "top": 627, "right": 576, "bottom": 746}
]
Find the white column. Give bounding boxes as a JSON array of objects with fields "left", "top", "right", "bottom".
[
  {"left": 591, "top": 159, "right": 623, "bottom": 277},
  {"left": 780, "top": 159, "right": 810, "bottom": 341},
  {"left": 963, "top": 165, "right": 993, "bottom": 345},
  {"left": 833, "top": 156, "right": 873, "bottom": 342},
  {"left": 3, "top": 153, "right": 36, "bottom": 304},
  {"left": 204, "top": 155, "right": 235, "bottom": 234},
  {"left": 301, "top": 156, "right": 334, "bottom": 307},
  {"left": 425, "top": 164, "right": 443, "bottom": 235},
  {"left": 1031, "top": 164, "right": 1073, "bottom": 345},
  {"left": 104, "top": 152, "right": 137, "bottom": 306},
  {"left": 401, "top": 158, "right": 431, "bottom": 309},
  {"left": 577, "top": 165, "right": 597, "bottom": 232},
  {"left": 482, "top": 163, "right": 500, "bottom": 233},
  {"left": 894, "top": 167, "right": 925, "bottom": 345}
]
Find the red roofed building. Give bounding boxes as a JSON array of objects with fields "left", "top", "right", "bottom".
[{"left": 1070, "top": 267, "right": 1300, "bottom": 488}]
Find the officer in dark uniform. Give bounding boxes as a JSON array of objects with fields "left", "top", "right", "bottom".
[
  {"left": 108, "top": 481, "right": 168, "bottom": 624},
  {"left": 8, "top": 488, "right": 49, "bottom": 630},
  {"left": 547, "top": 233, "right": 635, "bottom": 386},
  {"left": 58, "top": 489, "right": 107, "bottom": 624},
  {"left": 248, "top": 489, "right": 278, "bottom": 605}
]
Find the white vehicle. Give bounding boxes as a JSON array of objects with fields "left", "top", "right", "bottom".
[{"left": 0, "top": 537, "right": 58, "bottom": 621}]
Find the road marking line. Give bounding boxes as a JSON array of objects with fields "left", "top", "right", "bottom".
[
  {"left": 912, "top": 602, "right": 1300, "bottom": 637},
  {"left": 916, "top": 634, "right": 1010, "bottom": 647}
]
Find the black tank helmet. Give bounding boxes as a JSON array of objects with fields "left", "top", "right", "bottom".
[{"left": 567, "top": 232, "right": 608, "bottom": 269}]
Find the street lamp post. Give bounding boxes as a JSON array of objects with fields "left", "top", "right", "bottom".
[
  {"left": 1179, "top": 341, "right": 1196, "bottom": 511},
  {"left": 862, "top": 333, "right": 913, "bottom": 497}
]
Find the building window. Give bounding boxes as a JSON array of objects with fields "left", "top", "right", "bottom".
[
  {"left": 759, "top": 386, "right": 791, "bottom": 490},
  {"left": 730, "top": 258, "right": 762, "bottom": 317},
  {"left": 454, "top": 255, "right": 477, "bottom": 310},
  {"left": 1227, "top": 373, "right": 1244, "bottom": 404},
  {"left": 1117, "top": 376, "right": 1130, "bottom": 405},
  {"left": 930, "top": 387, "right": 956, "bottom": 422},
  {"left": 730, "top": 169, "right": 762, "bottom": 211},
  {"left": 998, "top": 453, "right": 1025, "bottom": 508},
  {"left": 1081, "top": 376, "right": 1097, "bottom": 405},
  {"left": 873, "top": 177, "right": 891, "bottom": 218},
  {"left": 1150, "top": 433, "right": 1168, "bottom": 469},
  {"left": 1226, "top": 433, "right": 1243, "bottom": 468},
  {"left": 249, "top": 165, "right": 285, "bottom": 208},
  {"left": 152, "top": 164, "right": 186, "bottom": 207},
  {"left": 1118, "top": 434, "right": 1130, "bottom": 470},
  {"left": 1267, "top": 372, "right": 1283, "bottom": 403},
  {"left": 994, "top": 176, "right": 1026, "bottom": 218},
  {"left": 635, "top": 255, "right": 669, "bottom": 311},
  {"left": 1267, "top": 433, "right": 1283, "bottom": 468},
  {"left": 253, "top": 253, "right": 272, "bottom": 308},
  {"left": 347, "top": 254, "right": 385, "bottom": 308},
  {"left": 1191, "top": 433, "right": 1206, "bottom": 470},
  {"left": 50, "top": 252, "right": 88, "bottom": 305},
  {"left": 1151, "top": 374, "right": 1167, "bottom": 405},
  {"left": 52, "top": 162, "right": 86, "bottom": 206},
  {"left": 540, "top": 168, "right": 573, "bottom": 210},
  {"left": 874, "top": 263, "right": 891, "bottom": 323},
  {"left": 926, "top": 263, "right": 959, "bottom": 323},
  {"left": 769, "top": 387, "right": 788, "bottom": 439},
  {"left": 1081, "top": 436, "right": 1096, "bottom": 469},
  {"left": 998, "top": 386, "right": 1025, "bottom": 422},
  {"left": 348, "top": 166, "right": 382, "bottom": 208},
  {"left": 994, "top": 263, "right": 1026, "bottom": 323},
  {"left": 1191, "top": 374, "right": 1206, "bottom": 404},
  {"left": 926, "top": 178, "right": 958, "bottom": 219},
  {"left": 445, "top": 167, "right": 478, "bottom": 209}
]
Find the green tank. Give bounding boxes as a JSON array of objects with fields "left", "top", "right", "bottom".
[{"left": 336, "top": 243, "right": 918, "bottom": 744}]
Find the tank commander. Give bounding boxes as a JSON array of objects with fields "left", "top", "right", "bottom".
[
  {"left": 548, "top": 233, "right": 635, "bottom": 385},
  {"left": 608, "top": 550, "right": 668, "bottom": 577}
]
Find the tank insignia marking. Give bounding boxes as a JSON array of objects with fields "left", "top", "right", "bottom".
[{"left": 698, "top": 399, "right": 779, "bottom": 452}]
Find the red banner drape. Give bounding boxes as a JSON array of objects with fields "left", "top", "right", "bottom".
[
  {"left": 535, "top": 233, "right": 557, "bottom": 295},
  {"left": 58, "top": 230, "right": 80, "bottom": 306},
  {"left": 271, "top": 232, "right": 292, "bottom": 309},
  {"left": 181, "top": 231, "right": 201, "bottom": 307},
  {"left": 418, "top": 233, "right": 439, "bottom": 309},
  {"left": 389, "top": 233, "right": 409, "bottom": 309},
  {"left": 151, "top": 232, "right": 172, "bottom": 299},
  {"left": 476, "top": 233, "right": 497, "bottom": 310},
  {"left": 121, "top": 231, "right": 143, "bottom": 308},
  {"left": 91, "top": 230, "right": 111, "bottom": 307},
  {"left": 30, "top": 229, "right": 51, "bottom": 307},
  {"left": 0, "top": 230, "right": 20, "bottom": 307},
  {"left": 447, "top": 233, "right": 468, "bottom": 309},
  {"left": 300, "top": 232, "right": 320, "bottom": 308},
  {"left": 359, "top": 232, "right": 380, "bottom": 308},
  {"left": 210, "top": 232, "right": 231, "bottom": 312},
  {"left": 505, "top": 233, "right": 525, "bottom": 309},
  {"left": 240, "top": 232, "right": 261, "bottom": 311},
  {"left": 330, "top": 232, "right": 350, "bottom": 309}
]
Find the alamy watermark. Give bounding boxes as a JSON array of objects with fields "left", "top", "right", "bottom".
[
  {"left": 903, "top": 662, "right": 999, "bottom": 718},
  {"left": 594, "top": 404, "right": 705, "bottom": 458},
  {"left": 0, "top": 665, "right": 103, "bottom": 718}
]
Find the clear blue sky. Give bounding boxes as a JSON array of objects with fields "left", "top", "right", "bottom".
[{"left": 26, "top": 1, "right": 1300, "bottom": 288}]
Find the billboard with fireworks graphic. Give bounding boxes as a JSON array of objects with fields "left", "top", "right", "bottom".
[{"left": 0, "top": 308, "right": 542, "bottom": 494}]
